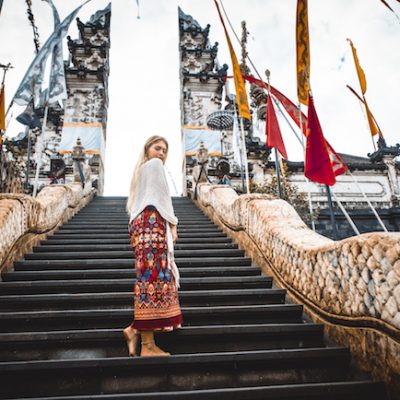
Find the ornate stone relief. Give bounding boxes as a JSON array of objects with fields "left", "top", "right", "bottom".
[
  {"left": 85, "top": 50, "right": 104, "bottom": 70},
  {"left": 88, "top": 32, "right": 108, "bottom": 46},
  {"left": 183, "top": 96, "right": 205, "bottom": 126},
  {"left": 64, "top": 89, "right": 104, "bottom": 124}
]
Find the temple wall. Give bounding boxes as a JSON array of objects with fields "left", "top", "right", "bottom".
[{"left": 195, "top": 183, "right": 400, "bottom": 398}]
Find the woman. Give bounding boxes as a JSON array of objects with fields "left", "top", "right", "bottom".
[{"left": 123, "top": 135, "right": 182, "bottom": 357}]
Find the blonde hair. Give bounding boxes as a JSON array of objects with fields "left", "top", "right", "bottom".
[{"left": 126, "top": 135, "right": 169, "bottom": 214}]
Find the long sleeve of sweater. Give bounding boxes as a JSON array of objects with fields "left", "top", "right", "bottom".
[{"left": 129, "top": 157, "right": 178, "bottom": 226}]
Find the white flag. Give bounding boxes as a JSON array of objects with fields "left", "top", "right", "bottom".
[
  {"left": 13, "top": 0, "right": 92, "bottom": 106},
  {"left": 42, "top": 0, "right": 68, "bottom": 105}
]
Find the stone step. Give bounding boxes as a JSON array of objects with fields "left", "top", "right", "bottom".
[
  {"left": 68, "top": 208, "right": 204, "bottom": 213},
  {"left": 24, "top": 248, "right": 246, "bottom": 260},
  {"left": 49, "top": 232, "right": 228, "bottom": 239},
  {"left": 4, "top": 381, "right": 386, "bottom": 400},
  {"left": 43, "top": 237, "right": 233, "bottom": 244},
  {"left": 0, "top": 288, "right": 285, "bottom": 311},
  {"left": 66, "top": 219, "right": 213, "bottom": 225},
  {"left": 0, "top": 323, "right": 325, "bottom": 362},
  {"left": 0, "top": 275, "right": 272, "bottom": 295},
  {"left": 56, "top": 226, "right": 223, "bottom": 233},
  {"left": 0, "top": 304, "right": 304, "bottom": 332},
  {"left": 14, "top": 257, "right": 252, "bottom": 269},
  {"left": 3, "top": 266, "right": 259, "bottom": 281},
  {"left": 0, "top": 195, "right": 386, "bottom": 399},
  {"left": 0, "top": 347, "right": 352, "bottom": 399},
  {"left": 74, "top": 215, "right": 206, "bottom": 220},
  {"left": 33, "top": 243, "right": 239, "bottom": 251}
]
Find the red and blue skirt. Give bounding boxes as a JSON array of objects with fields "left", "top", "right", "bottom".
[{"left": 128, "top": 205, "right": 182, "bottom": 331}]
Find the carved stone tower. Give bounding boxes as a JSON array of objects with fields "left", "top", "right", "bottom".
[
  {"left": 178, "top": 8, "right": 227, "bottom": 196},
  {"left": 62, "top": 6, "right": 111, "bottom": 195}
]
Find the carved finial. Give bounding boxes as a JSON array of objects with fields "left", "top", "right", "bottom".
[
  {"left": 72, "top": 137, "right": 86, "bottom": 160},
  {"left": 196, "top": 141, "right": 209, "bottom": 164},
  {"left": 240, "top": 21, "right": 250, "bottom": 76}
]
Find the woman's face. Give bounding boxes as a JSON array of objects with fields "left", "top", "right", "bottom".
[{"left": 147, "top": 140, "right": 168, "bottom": 162}]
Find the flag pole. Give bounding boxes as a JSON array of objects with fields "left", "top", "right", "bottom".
[
  {"left": 233, "top": 102, "right": 245, "bottom": 193},
  {"left": 24, "top": 125, "right": 32, "bottom": 191},
  {"left": 0, "top": 63, "right": 13, "bottom": 187},
  {"left": 274, "top": 148, "right": 283, "bottom": 198},
  {"left": 298, "top": 101, "right": 316, "bottom": 231},
  {"left": 325, "top": 184, "right": 339, "bottom": 239},
  {"left": 239, "top": 115, "right": 250, "bottom": 194},
  {"left": 32, "top": 97, "right": 49, "bottom": 197},
  {"left": 265, "top": 69, "right": 283, "bottom": 199}
]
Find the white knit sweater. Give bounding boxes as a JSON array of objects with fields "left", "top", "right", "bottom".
[
  {"left": 129, "top": 157, "right": 180, "bottom": 287},
  {"left": 129, "top": 157, "right": 178, "bottom": 225}
]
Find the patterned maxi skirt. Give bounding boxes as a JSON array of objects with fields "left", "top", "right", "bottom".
[{"left": 128, "top": 205, "right": 183, "bottom": 331}]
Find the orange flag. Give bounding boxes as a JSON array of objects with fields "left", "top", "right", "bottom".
[
  {"left": 296, "top": 0, "right": 310, "bottom": 106},
  {"left": 347, "top": 39, "right": 366, "bottom": 94},
  {"left": 347, "top": 39, "right": 380, "bottom": 136},
  {"left": 305, "top": 96, "right": 336, "bottom": 186},
  {"left": 0, "top": 85, "right": 5, "bottom": 131},
  {"left": 266, "top": 96, "right": 288, "bottom": 159},
  {"left": 364, "top": 98, "right": 380, "bottom": 136},
  {"left": 214, "top": 0, "right": 251, "bottom": 121}
]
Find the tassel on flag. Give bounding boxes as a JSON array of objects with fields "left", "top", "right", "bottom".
[
  {"left": 347, "top": 39, "right": 381, "bottom": 136},
  {"left": 346, "top": 84, "right": 382, "bottom": 134},
  {"left": 214, "top": 0, "right": 251, "bottom": 121},
  {"left": 305, "top": 96, "right": 336, "bottom": 186},
  {"left": 266, "top": 96, "right": 288, "bottom": 159},
  {"left": 364, "top": 98, "right": 381, "bottom": 136},
  {"left": 296, "top": 0, "right": 310, "bottom": 106}
]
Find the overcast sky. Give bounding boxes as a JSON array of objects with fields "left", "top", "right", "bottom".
[{"left": 1, "top": 0, "right": 399, "bottom": 196}]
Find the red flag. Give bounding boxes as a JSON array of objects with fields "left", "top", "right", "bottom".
[
  {"left": 266, "top": 96, "right": 288, "bottom": 159},
  {"left": 305, "top": 96, "right": 335, "bottom": 186},
  {"left": 232, "top": 75, "right": 347, "bottom": 177}
]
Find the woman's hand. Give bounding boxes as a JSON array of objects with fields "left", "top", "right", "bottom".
[{"left": 170, "top": 224, "right": 178, "bottom": 245}]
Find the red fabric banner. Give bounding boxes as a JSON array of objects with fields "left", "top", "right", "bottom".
[
  {"left": 305, "top": 96, "right": 336, "bottom": 186},
  {"left": 230, "top": 75, "right": 347, "bottom": 178},
  {"left": 266, "top": 96, "right": 288, "bottom": 159}
]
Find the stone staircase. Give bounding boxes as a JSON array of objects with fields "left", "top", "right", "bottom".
[{"left": 0, "top": 196, "right": 388, "bottom": 399}]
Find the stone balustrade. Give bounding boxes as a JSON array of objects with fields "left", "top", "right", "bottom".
[
  {"left": 0, "top": 182, "right": 95, "bottom": 273},
  {"left": 196, "top": 183, "right": 400, "bottom": 398}
]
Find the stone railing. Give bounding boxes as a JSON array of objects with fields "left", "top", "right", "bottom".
[
  {"left": 0, "top": 182, "right": 96, "bottom": 273},
  {"left": 195, "top": 183, "right": 400, "bottom": 399}
]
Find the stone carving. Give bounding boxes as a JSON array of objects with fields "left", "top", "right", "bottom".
[
  {"left": 0, "top": 181, "right": 95, "bottom": 273},
  {"left": 183, "top": 54, "right": 202, "bottom": 72},
  {"left": 196, "top": 183, "right": 400, "bottom": 397},
  {"left": 197, "top": 183, "right": 400, "bottom": 330},
  {"left": 64, "top": 89, "right": 104, "bottom": 124},
  {"left": 85, "top": 50, "right": 104, "bottom": 70},
  {"left": 183, "top": 96, "right": 205, "bottom": 126},
  {"left": 89, "top": 32, "right": 108, "bottom": 46}
]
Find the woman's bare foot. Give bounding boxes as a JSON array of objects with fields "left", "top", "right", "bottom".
[
  {"left": 140, "top": 340, "right": 170, "bottom": 357},
  {"left": 123, "top": 327, "right": 139, "bottom": 357}
]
